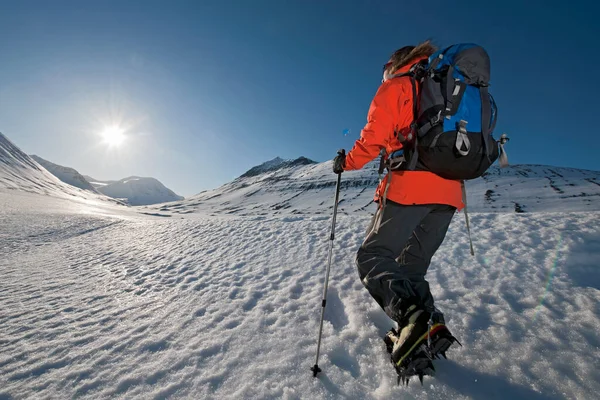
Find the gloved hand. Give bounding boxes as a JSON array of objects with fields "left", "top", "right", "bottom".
[{"left": 332, "top": 149, "right": 346, "bottom": 174}]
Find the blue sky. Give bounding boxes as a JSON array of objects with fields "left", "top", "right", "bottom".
[{"left": 0, "top": 0, "right": 598, "bottom": 196}]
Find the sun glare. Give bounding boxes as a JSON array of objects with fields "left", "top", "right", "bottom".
[{"left": 101, "top": 125, "right": 126, "bottom": 147}]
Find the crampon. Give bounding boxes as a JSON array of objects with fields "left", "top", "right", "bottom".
[{"left": 383, "top": 325, "right": 461, "bottom": 386}]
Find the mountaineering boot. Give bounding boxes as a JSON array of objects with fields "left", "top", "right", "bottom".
[
  {"left": 382, "top": 305, "right": 462, "bottom": 385},
  {"left": 425, "top": 320, "right": 462, "bottom": 360},
  {"left": 391, "top": 305, "right": 431, "bottom": 366},
  {"left": 383, "top": 305, "right": 435, "bottom": 385},
  {"left": 384, "top": 314, "right": 461, "bottom": 360}
]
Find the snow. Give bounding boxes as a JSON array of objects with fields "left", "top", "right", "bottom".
[
  {"left": 30, "top": 155, "right": 100, "bottom": 194},
  {"left": 1, "top": 133, "right": 599, "bottom": 399}
]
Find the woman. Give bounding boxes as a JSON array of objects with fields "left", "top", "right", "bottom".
[{"left": 333, "top": 41, "right": 462, "bottom": 374}]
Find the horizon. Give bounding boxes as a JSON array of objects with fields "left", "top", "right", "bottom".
[
  {"left": 1, "top": 0, "right": 598, "bottom": 196},
  {"left": 4, "top": 130, "right": 600, "bottom": 198}
]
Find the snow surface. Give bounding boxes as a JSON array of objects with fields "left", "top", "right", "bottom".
[
  {"left": 1, "top": 134, "right": 599, "bottom": 399},
  {"left": 1, "top": 192, "right": 599, "bottom": 400},
  {"left": 30, "top": 155, "right": 100, "bottom": 194}
]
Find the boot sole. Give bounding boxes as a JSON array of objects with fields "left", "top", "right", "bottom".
[{"left": 395, "top": 349, "right": 436, "bottom": 386}]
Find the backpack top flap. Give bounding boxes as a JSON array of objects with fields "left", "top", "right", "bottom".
[{"left": 430, "top": 43, "right": 491, "bottom": 86}]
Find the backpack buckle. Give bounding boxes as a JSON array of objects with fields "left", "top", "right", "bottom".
[
  {"left": 455, "top": 120, "right": 471, "bottom": 156},
  {"left": 387, "top": 150, "right": 405, "bottom": 171},
  {"left": 408, "top": 122, "right": 418, "bottom": 141},
  {"left": 430, "top": 110, "right": 442, "bottom": 126}
]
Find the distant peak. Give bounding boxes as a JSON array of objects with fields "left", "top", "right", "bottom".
[
  {"left": 290, "top": 156, "right": 317, "bottom": 166},
  {"left": 239, "top": 156, "right": 317, "bottom": 178},
  {"left": 258, "top": 157, "right": 285, "bottom": 168}
]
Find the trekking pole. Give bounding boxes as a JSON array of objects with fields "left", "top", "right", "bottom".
[{"left": 311, "top": 150, "right": 344, "bottom": 378}]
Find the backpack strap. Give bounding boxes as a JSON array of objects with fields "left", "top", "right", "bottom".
[
  {"left": 406, "top": 75, "right": 420, "bottom": 171},
  {"left": 389, "top": 70, "right": 420, "bottom": 171},
  {"left": 429, "top": 45, "right": 453, "bottom": 71},
  {"left": 480, "top": 86, "right": 493, "bottom": 161},
  {"left": 489, "top": 95, "right": 498, "bottom": 134},
  {"left": 445, "top": 66, "right": 456, "bottom": 115}
]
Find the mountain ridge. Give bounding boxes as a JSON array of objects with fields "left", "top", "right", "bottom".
[
  {"left": 239, "top": 156, "right": 317, "bottom": 178},
  {"left": 30, "top": 155, "right": 101, "bottom": 194},
  {"left": 152, "top": 158, "right": 600, "bottom": 216},
  {"left": 0, "top": 132, "right": 182, "bottom": 206},
  {"left": 96, "top": 176, "right": 184, "bottom": 206}
]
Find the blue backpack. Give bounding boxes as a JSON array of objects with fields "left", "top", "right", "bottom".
[{"left": 393, "top": 43, "right": 508, "bottom": 180}]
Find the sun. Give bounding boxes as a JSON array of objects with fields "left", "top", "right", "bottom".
[{"left": 101, "top": 125, "right": 126, "bottom": 147}]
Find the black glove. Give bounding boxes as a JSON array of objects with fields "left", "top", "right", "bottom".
[{"left": 333, "top": 149, "right": 346, "bottom": 174}]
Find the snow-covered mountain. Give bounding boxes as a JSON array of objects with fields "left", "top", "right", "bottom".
[
  {"left": 240, "top": 156, "right": 317, "bottom": 178},
  {"left": 0, "top": 132, "right": 181, "bottom": 207},
  {"left": 0, "top": 132, "right": 119, "bottom": 205},
  {"left": 151, "top": 156, "right": 600, "bottom": 217},
  {"left": 30, "top": 155, "right": 100, "bottom": 194},
  {"left": 83, "top": 175, "right": 114, "bottom": 189},
  {"left": 95, "top": 176, "right": 184, "bottom": 206}
]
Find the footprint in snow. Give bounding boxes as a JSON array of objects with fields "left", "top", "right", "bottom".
[{"left": 323, "top": 287, "right": 349, "bottom": 331}]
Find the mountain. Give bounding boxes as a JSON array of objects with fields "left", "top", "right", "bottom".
[
  {"left": 84, "top": 174, "right": 183, "bottom": 206},
  {"left": 82, "top": 175, "right": 112, "bottom": 189},
  {"left": 0, "top": 132, "right": 182, "bottom": 207},
  {"left": 240, "top": 156, "right": 317, "bottom": 178},
  {"left": 96, "top": 176, "right": 184, "bottom": 206},
  {"left": 152, "top": 157, "right": 600, "bottom": 217},
  {"left": 0, "top": 131, "right": 118, "bottom": 204},
  {"left": 30, "top": 155, "right": 100, "bottom": 194}
]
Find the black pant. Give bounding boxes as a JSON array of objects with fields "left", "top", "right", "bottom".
[{"left": 356, "top": 201, "right": 455, "bottom": 322}]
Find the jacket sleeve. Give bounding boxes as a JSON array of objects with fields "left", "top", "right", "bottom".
[{"left": 344, "top": 82, "right": 403, "bottom": 171}]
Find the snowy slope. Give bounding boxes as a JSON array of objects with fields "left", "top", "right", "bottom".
[
  {"left": 151, "top": 157, "right": 600, "bottom": 217},
  {"left": 1, "top": 148, "right": 599, "bottom": 399},
  {"left": 1, "top": 195, "right": 598, "bottom": 399},
  {"left": 96, "top": 176, "right": 184, "bottom": 206},
  {"left": 0, "top": 132, "right": 119, "bottom": 205},
  {"left": 30, "top": 155, "right": 100, "bottom": 194}
]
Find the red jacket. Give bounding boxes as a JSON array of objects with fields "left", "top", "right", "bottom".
[{"left": 344, "top": 57, "right": 464, "bottom": 210}]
